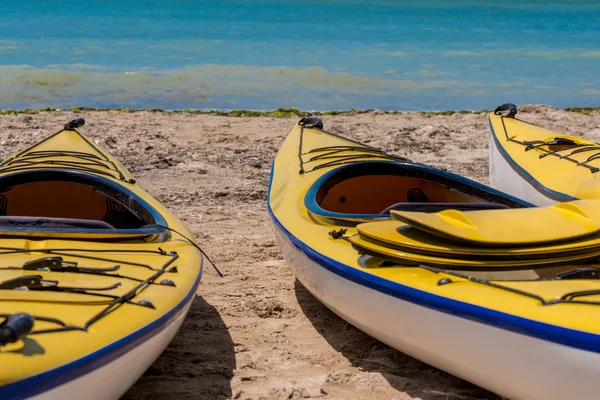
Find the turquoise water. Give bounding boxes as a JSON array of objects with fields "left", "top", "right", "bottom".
[{"left": 1, "top": 0, "right": 599, "bottom": 111}]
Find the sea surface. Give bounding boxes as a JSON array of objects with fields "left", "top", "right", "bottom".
[{"left": 1, "top": 0, "right": 599, "bottom": 111}]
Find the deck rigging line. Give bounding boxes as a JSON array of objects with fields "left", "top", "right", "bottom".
[
  {"left": 0, "top": 248, "right": 179, "bottom": 336},
  {"left": 421, "top": 263, "right": 600, "bottom": 307},
  {"left": 297, "top": 118, "right": 411, "bottom": 174},
  {"left": 0, "top": 122, "right": 131, "bottom": 182}
]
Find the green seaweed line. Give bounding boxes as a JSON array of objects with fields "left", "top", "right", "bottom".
[{"left": 0, "top": 106, "right": 598, "bottom": 117}]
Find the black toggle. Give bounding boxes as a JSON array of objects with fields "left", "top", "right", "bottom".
[{"left": 0, "top": 313, "right": 35, "bottom": 346}]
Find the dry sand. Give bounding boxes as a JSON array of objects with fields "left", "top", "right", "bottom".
[{"left": 2, "top": 106, "right": 600, "bottom": 400}]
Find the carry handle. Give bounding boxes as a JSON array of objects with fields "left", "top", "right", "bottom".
[
  {"left": 64, "top": 118, "right": 85, "bottom": 131},
  {"left": 298, "top": 117, "right": 324, "bottom": 130},
  {"left": 494, "top": 103, "right": 517, "bottom": 118}
]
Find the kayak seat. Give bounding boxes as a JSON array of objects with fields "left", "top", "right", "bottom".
[
  {"left": 0, "top": 216, "right": 116, "bottom": 230},
  {"left": 380, "top": 202, "right": 511, "bottom": 214}
]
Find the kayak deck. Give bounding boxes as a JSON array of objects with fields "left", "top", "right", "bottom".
[{"left": 0, "top": 238, "right": 201, "bottom": 386}]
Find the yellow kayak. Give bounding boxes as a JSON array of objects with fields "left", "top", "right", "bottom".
[
  {"left": 0, "top": 119, "right": 203, "bottom": 399},
  {"left": 489, "top": 103, "right": 600, "bottom": 205},
  {"left": 269, "top": 116, "right": 600, "bottom": 400}
]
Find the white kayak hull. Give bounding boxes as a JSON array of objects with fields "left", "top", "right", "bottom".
[
  {"left": 489, "top": 136, "right": 557, "bottom": 207},
  {"left": 272, "top": 219, "right": 600, "bottom": 400}
]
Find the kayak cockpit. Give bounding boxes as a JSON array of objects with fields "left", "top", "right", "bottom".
[
  {"left": 0, "top": 170, "right": 167, "bottom": 239},
  {"left": 305, "top": 161, "right": 533, "bottom": 226}
]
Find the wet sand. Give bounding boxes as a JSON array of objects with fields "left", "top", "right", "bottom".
[{"left": 2, "top": 106, "right": 600, "bottom": 400}]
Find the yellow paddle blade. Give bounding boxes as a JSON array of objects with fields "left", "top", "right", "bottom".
[
  {"left": 348, "top": 234, "right": 600, "bottom": 269},
  {"left": 390, "top": 200, "right": 600, "bottom": 246},
  {"left": 356, "top": 220, "right": 600, "bottom": 259}
]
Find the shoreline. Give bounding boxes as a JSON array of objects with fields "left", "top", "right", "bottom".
[{"left": 2, "top": 105, "right": 600, "bottom": 117}]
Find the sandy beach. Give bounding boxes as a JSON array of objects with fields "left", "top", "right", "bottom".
[{"left": 2, "top": 106, "right": 600, "bottom": 400}]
